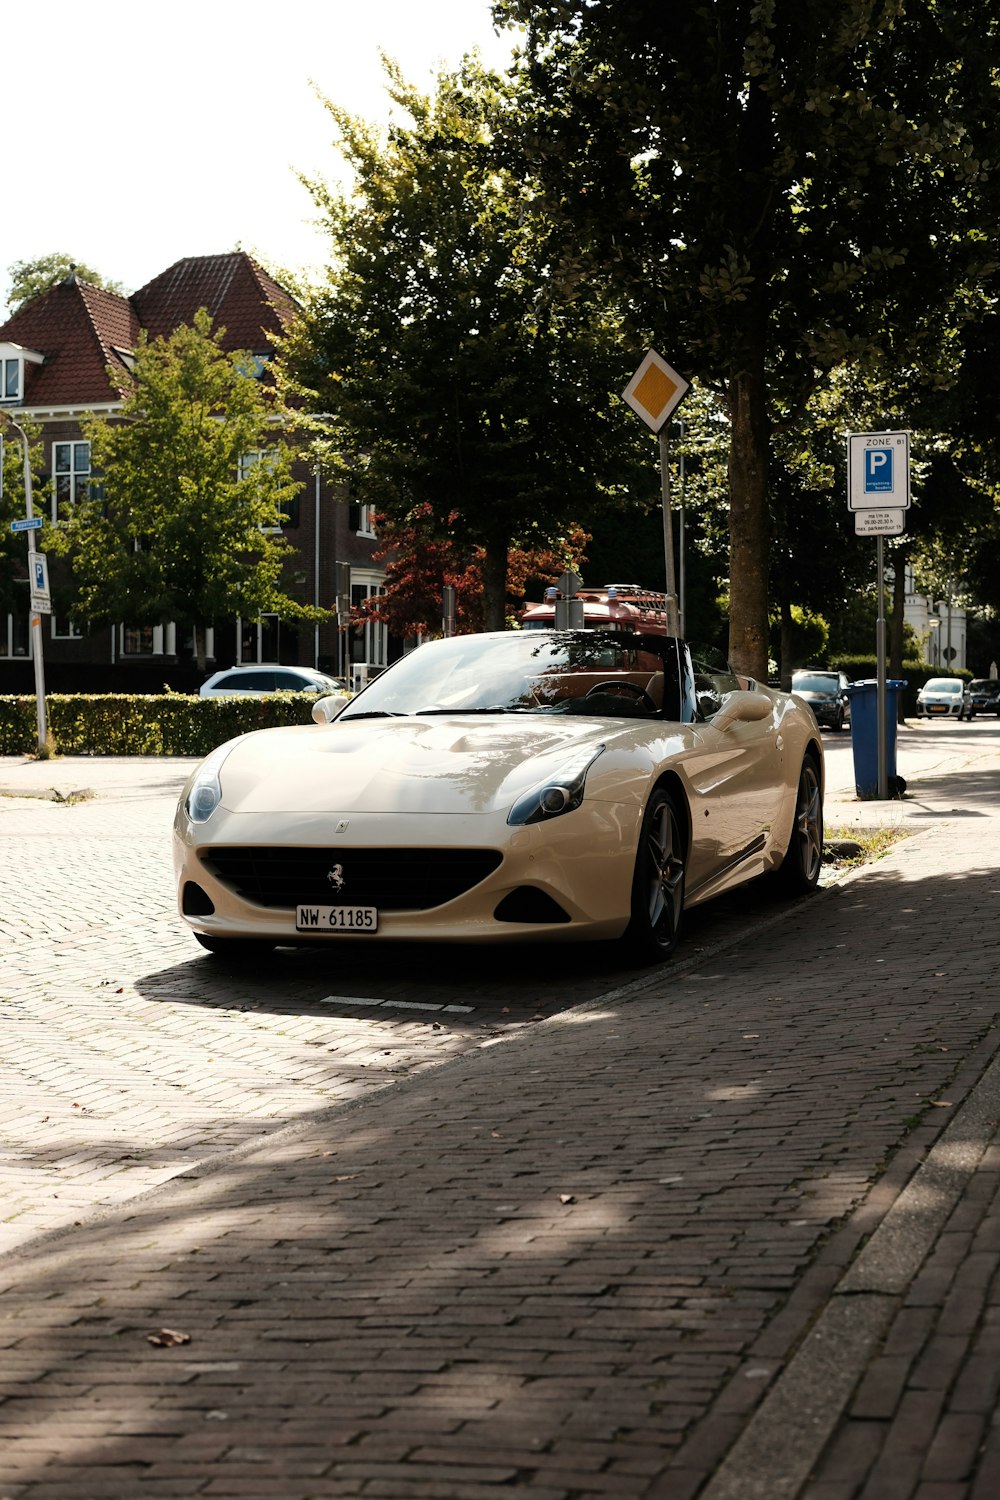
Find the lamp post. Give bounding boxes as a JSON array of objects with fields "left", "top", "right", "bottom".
[{"left": 2, "top": 414, "right": 47, "bottom": 751}]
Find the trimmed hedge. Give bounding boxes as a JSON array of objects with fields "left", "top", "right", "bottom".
[{"left": 0, "top": 693, "right": 334, "bottom": 758}]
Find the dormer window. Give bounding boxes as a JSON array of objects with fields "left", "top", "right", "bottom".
[{"left": 0, "top": 342, "right": 45, "bottom": 404}]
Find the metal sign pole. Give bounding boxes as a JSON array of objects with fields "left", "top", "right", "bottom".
[
  {"left": 658, "top": 429, "right": 681, "bottom": 638},
  {"left": 876, "top": 535, "right": 888, "bottom": 800}
]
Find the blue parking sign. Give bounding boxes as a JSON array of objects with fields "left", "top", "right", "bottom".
[
  {"left": 848, "top": 431, "right": 909, "bottom": 511},
  {"left": 864, "top": 448, "right": 893, "bottom": 493}
]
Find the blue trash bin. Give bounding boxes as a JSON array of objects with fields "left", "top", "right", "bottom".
[{"left": 845, "top": 680, "right": 907, "bottom": 799}]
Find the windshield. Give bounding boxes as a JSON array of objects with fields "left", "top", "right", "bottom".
[
  {"left": 969, "top": 680, "right": 996, "bottom": 693},
  {"left": 923, "top": 679, "right": 963, "bottom": 694},
  {"left": 792, "top": 673, "right": 840, "bottom": 694},
  {"left": 339, "top": 630, "right": 681, "bottom": 721}
]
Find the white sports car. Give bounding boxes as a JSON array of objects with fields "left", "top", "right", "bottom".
[{"left": 174, "top": 628, "right": 824, "bottom": 964}]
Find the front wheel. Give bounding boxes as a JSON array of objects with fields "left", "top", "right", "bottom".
[
  {"left": 622, "top": 786, "right": 687, "bottom": 963},
  {"left": 776, "top": 757, "right": 823, "bottom": 894}
]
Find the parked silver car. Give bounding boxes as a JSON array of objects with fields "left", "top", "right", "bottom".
[{"left": 915, "top": 677, "right": 965, "bottom": 719}]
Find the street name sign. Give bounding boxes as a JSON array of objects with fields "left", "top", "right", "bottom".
[
  {"left": 848, "top": 431, "right": 910, "bottom": 510},
  {"left": 10, "top": 515, "right": 43, "bottom": 532}
]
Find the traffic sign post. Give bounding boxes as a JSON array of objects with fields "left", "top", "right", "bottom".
[
  {"left": 1, "top": 415, "right": 48, "bottom": 751},
  {"left": 847, "top": 432, "right": 911, "bottom": 800},
  {"left": 622, "top": 350, "right": 691, "bottom": 637},
  {"left": 30, "top": 551, "right": 52, "bottom": 615}
]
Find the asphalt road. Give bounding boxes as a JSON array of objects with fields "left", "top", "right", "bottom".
[{"left": 0, "top": 717, "right": 996, "bottom": 1257}]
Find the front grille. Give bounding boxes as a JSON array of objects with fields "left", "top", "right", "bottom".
[{"left": 199, "top": 846, "right": 503, "bottom": 911}]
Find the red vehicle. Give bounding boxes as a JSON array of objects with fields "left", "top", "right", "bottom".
[{"left": 520, "top": 584, "right": 671, "bottom": 635}]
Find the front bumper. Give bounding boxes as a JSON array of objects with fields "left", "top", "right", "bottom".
[{"left": 173, "top": 803, "right": 643, "bottom": 946}]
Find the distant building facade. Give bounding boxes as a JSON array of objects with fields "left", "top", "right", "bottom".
[
  {"left": 0, "top": 253, "right": 389, "bottom": 693},
  {"left": 904, "top": 567, "right": 967, "bottom": 672}
]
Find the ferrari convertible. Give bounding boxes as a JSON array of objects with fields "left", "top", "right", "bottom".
[{"left": 174, "top": 628, "right": 824, "bottom": 964}]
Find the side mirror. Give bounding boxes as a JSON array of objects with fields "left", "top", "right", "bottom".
[
  {"left": 311, "top": 694, "right": 351, "bottom": 725},
  {"left": 712, "top": 690, "right": 773, "bottom": 732}
]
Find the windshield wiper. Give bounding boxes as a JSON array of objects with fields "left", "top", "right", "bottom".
[
  {"left": 414, "top": 706, "right": 512, "bottom": 715},
  {"left": 339, "top": 710, "right": 404, "bottom": 721}
]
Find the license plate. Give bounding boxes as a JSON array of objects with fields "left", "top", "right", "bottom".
[{"left": 296, "top": 905, "right": 378, "bottom": 933}]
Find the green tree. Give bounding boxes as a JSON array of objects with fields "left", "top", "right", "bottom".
[
  {"left": 493, "top": 0, "right": 1000, "bottom": 677},
  {"left": 287, "top": 58, "right": 640, "bottom": 630},
  {"left": 4, "top": 253, "right": 125, "bottom": 312},
  {"left": 48, "top": 309, "right": 308, "bottom": 668}
]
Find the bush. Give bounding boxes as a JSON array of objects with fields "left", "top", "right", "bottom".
[{"left": 0, "top": 693, "right": 331, "bottom": 757}]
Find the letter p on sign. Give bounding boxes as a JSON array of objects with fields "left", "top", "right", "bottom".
[{"left": 865, "top": 448, "right": 893, "bottom": 493}]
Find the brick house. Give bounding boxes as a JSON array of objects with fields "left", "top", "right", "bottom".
[{"left": 0, "top": 252, "right": 389, "bottom": 693}]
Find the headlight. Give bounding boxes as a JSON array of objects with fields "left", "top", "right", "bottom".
[
  {"left": 507, "top": 745, "right": 605, "bottom": 826},
  {"left": 183, "top": 743, "right": 238, "bottom": 824}
]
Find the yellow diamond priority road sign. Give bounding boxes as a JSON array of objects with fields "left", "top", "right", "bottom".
[{"left": 622, "top": 349, "right": 690, "bottom": 433}]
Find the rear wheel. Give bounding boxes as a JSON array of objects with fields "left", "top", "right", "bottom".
[
  {"left": 777, "top": 756, "right": 823, "bottom": 894},
  {"left": 623, "top": 786, "right": 686, "bottom": 963}
]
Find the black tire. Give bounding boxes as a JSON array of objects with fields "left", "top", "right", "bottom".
[
  {"left": 194, "top": 933, "right": 276, "bottom": 961},
  {"left": 776, "top": 756, "right": 823, "bottom": 894},
  {"left": 623, "top": 785, "right": 687, "bottom": 963}
]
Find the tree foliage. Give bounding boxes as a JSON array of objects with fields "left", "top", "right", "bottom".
[
  {"left": 286, "top": 57, "right": 642, "bottom": 630},
  {"left": 356, "top": 504, "right": 590, "bottom": 636},
  {"left": 493, "top": 0, "right": 1000, "bottom": 676},
  {"left": 4, "top": 252, "right": 125, "bottom": 312},
  {"left": 47, "top": 309, "right": 309, "bottom": 663}
]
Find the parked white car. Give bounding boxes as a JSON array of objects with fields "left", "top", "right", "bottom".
[
  {"left": 915, "top": 677, "right": 965, "bottom": 719},
  {"left": 200, "top": 665, "right": 347, "bottom": 698},
  {"left": 176, "top": 627, "right": 825, "bottom": 965}
]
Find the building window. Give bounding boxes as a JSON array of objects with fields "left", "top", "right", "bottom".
[
  {"left": 122, "top": 625, "right": 155, "bottom": 656},
  {"left": 348, "top": 501, "right": 376, "bottom": 538},
  {"left": 240, "top": 613, "right": 281, "bottom": 663},
  {"left": 239, "top": 449, "right": 298, "bottom": 529},
  {"left": 3, "top": 357, "right": 20, "bottom": 401},
  {"left": 52, "top": 441, "right": 91, "bottom": 521},
  {"left": 52, "top": 617, "right": 84, "bottom": 640},
  {"left": 350, "top": 575, "right": 388, "bottom": 672}
]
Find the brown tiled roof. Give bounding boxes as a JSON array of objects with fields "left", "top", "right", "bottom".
[
  {"left": 131, "top": 252, "right": 298, "bottom": 351},
  {"left": 0, "top": 276, "right": 140, "bottom": 406},
  {"left": 0, "top": 253, "right": 299, "bottom": 410}
]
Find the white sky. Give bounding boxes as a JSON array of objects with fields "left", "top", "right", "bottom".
[{"left": 2, "top": 0, "right": 519, "bottom": 316}]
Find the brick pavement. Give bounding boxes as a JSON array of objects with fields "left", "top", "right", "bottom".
[{"left": 0, "top": 747, "right": 999, "bottom": 1496}]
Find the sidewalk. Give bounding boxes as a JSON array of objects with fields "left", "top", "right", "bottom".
[{"left": 1, "top": 745, "right": 999, "bottom": 1498}]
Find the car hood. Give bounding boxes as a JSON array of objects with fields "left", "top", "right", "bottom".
[{"left": 213, "top": 714, "right": 650, "bottom": 817}]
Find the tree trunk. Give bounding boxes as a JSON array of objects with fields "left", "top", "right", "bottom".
[
  {"left": 481, "top": 543, "right": 509, "bottom": 632},
  {"left": 727, "top": 364, "right": 770, "bottom": 681}
]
